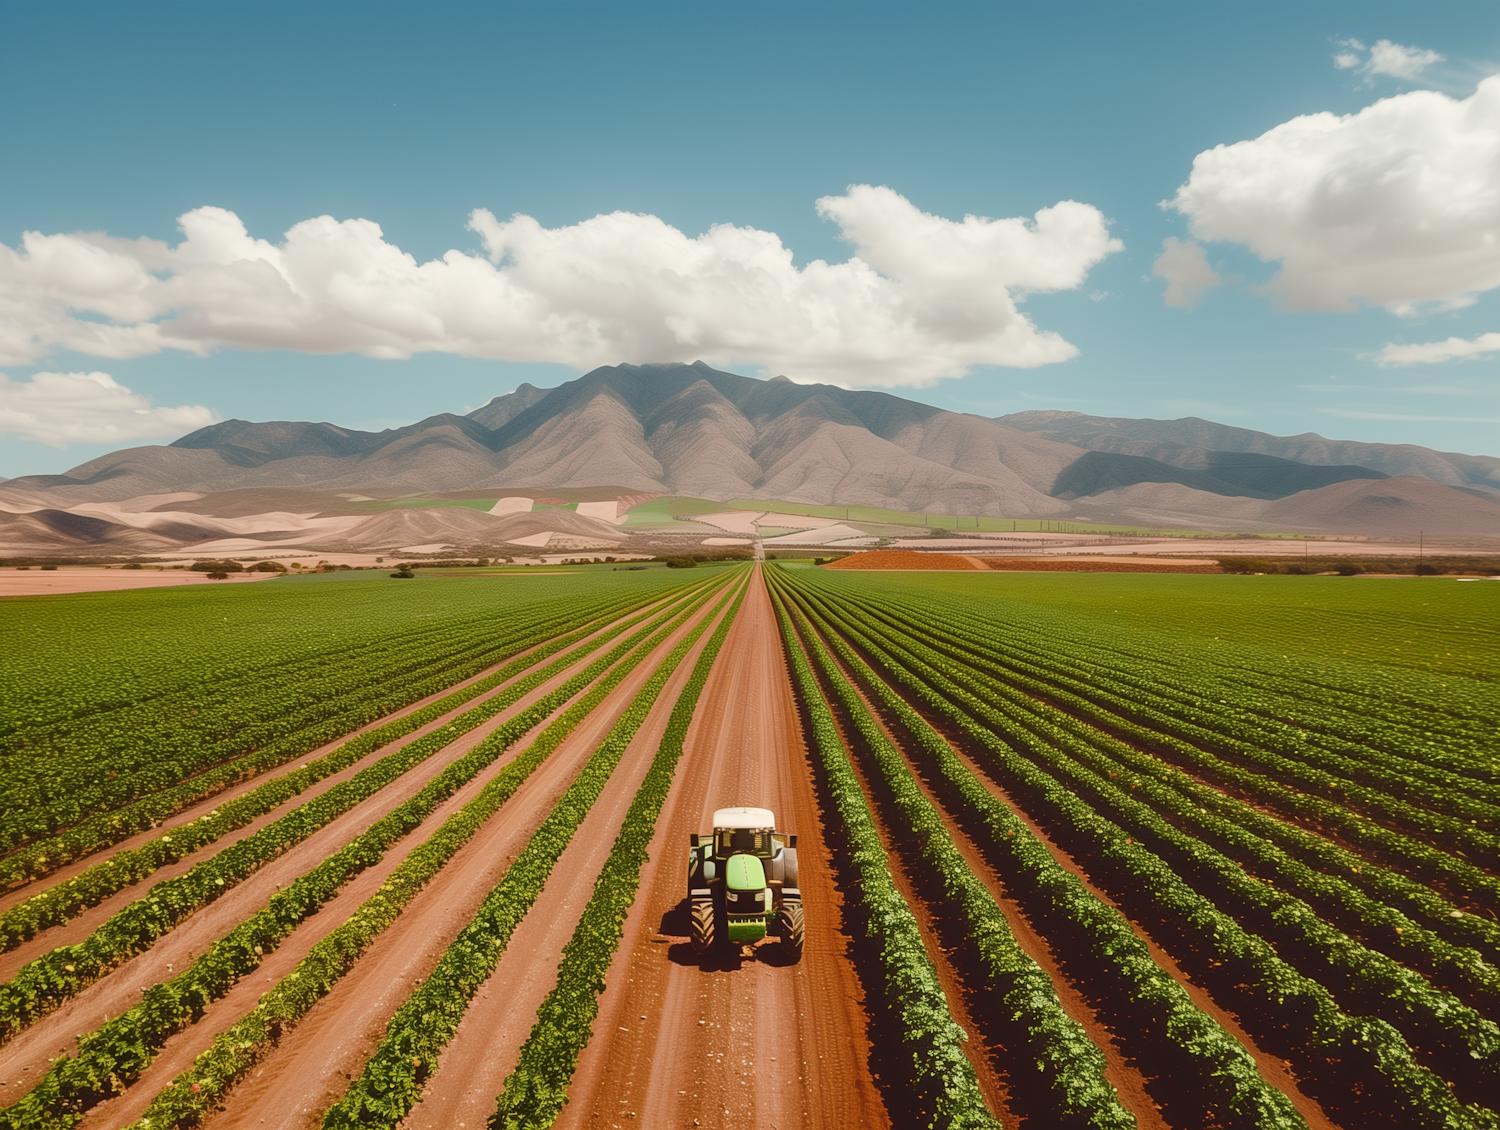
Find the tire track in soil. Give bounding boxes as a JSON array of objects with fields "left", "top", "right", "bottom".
[
  {"left": 558, "top": 568, "right": 886, "bottom": 1130},
  {"left": 0, "top": 595, "right": 684, "bottom": 921},
  {"left": 0, "top": 599, "right": 688, "bottom": 1106},
  {"left": 398, "top": 589, "right": 739, "bottom": 1130},
  {"left": 149, "top": 590, "right": 727, "bottom": 1130}
]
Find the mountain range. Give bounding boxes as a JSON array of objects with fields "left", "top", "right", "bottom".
[{"left": 2, "top": 361, "right": 1499, "bottom": 554}]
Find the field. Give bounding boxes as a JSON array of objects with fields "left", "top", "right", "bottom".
[{"left": 0, "top": 564, "right": 1496, "bottom": 1129}]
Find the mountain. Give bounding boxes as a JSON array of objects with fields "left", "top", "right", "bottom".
[
  {"left": 2, "top": 362, "right": 1498, "bottom": 552},
  {"left": 998, "top": 410, "right": 1500, "bottom": 497}
]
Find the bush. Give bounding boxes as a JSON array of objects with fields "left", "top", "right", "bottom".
[
  {"left": 389, "top": 567, "right": 416, "bottom": 579},
  {"left": 1335, "top": 564, "right": 1363, "bottom": 576},
  {"left": 40, "top": 565, "right": 57, "bottom": 571},
  {"left": 663, "top": 556, "right": 697, "bottom": 569},
  {"left": 247, "top": 561, "right": 286, "bottom": 573},
  {"left": 190, "top": 559, "right": 243, "bottom": 573},
  {"left": 1414, "top": 563, "right": 1440, "bottom": 576},
  {"left": 206, "top": 571, "right": 230, "bottom": 580},
  {"left": 1217, "top": 557, "right": 1280, "bottom": 574}
]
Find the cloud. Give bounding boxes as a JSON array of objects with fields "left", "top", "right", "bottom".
[
  {"left": 0, "top": 187, "right": 1122, "bottom": 388},
  {"left": 1367, "top": 39, "right": 1445, "bottom": 80},
  {"left": 1167, "top": 76, "right": 1500, "bottom": 312},
  {"left": 1374, "top": 332, "right": 1500, "bottom": 366},
  {"left": 1151, "top": 238, "right": 1222, "bottom": 308},
  {"left": 0, "top": 371, "right": 218, "bottom": 447},
  {"left": 1333, "top": 38, "right": 1445, "bottom": 80}
]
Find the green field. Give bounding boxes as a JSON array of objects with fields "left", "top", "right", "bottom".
[
  {"left": 5, "top": 564, "right": 1500, "bottom": 1130},
  {"left": 819, "top": 569, "right": 1500, "bottom": 681}
]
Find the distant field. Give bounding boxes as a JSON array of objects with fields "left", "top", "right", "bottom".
[
  {"left": 818, "top": 568, "right": 1500, "bottom": 681},
  {"left": 725, "top": 497, "right": 1228, "bottom": 536}
]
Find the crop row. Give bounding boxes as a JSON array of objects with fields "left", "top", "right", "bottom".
[
  {"left": 781, "top": 571, "right": 1499, "bottom": 1130},
  {"left": 488, "top": 575, "right": 750, "bottom": 1129},
  {"left": 318, "top": 574, "right": 742, "bottom": 1130},
  {"left": 841, "top": 590, "right": 1500, "bottom": 852},
  {"left": 0, "top": 583, "right": 699, "bottom": 887},
  {"left": 0, "top": 573, "right": 736, "bottom": 1130},
  {"left": 0, "top": 583, "right": 712, "bottom": 1046},
  {"left": 837, "top": 575, "right": 1496, "bottom": 775},
  {"left": 770, "top": 584, "right": 1000, "bottom": 1130},
  {"left": 812, "top": 578, "right": 1500, "bottom": 924},
  {"left": 0, "top": 583, "right": 697, "bottom": 860},
  {"left": 770, "top": 578, "right": 1134, "bottom": 1130},
  {"left": 0, "top": 588, "right": 693, "bottom": 950},
  {"left": 772, "top": 575, "right": 1303, "bottom": 1130}
]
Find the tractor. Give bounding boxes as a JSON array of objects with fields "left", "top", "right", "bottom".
[{"left": 687, "top": 806, "right": 802, "bottom": 960}]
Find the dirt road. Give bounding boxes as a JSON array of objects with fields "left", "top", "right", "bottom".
[{"left": 558, "top": 567, "right": 886, "bottom": 1130}]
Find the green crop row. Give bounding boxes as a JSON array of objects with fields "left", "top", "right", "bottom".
[
  {"left": 907, "top": 584, "right": 1497, "bottom": 772},
  {"left": 487, "top": 574, "right": 749, "bottom": 1129},
  {"left": 881, "top": 618, "right": 1500, "bottom": 1038},
  {"left": 837, "top": 593, "right": 1500, "bottom": 1100},
  {"left": 0, "top": 586, "right": 708, "bottom": 1046},
  {"left": 809, "top": 577, "right": 1500, "bottom": 926},
  {"left": 317, "top": 572, "right": 741, "bottom": 1130},
  {"left": 1, "top": 577, "right": 707, "bottom": 855},
  {"left": 772, "top": 580, "right": 1134, "bottom": 1130},
  {"left": 774, "top": 577, "right": 1304, "bottom": 1130},
  {"left": 835, "top": 588, "right": 1500, "bottom": 853},
  {"left": 1, "top": 575, "right": 734, "bottom": 1130},
  {"left": 770, "top": 586, "right": 1001, "bottom": 1130},
  {"left": 780, "top": 571, "right": 1498, "bottom": 1130},
  {"left": 0, "top": 589, "right": 694, "bottom": 950},
  {"left": 0, "top": 587, "right": 682, "bottom": 864}
]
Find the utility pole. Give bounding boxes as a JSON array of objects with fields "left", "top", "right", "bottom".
[{"left": 1418, "top": 530, "right": 1424, "bottom": 574}]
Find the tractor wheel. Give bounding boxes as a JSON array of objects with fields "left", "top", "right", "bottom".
[
  {"left": 778, "top": 900, "right": 804, "bottom": 962},
  {"left": 690, "top": 898, "right": 715, "bottom": 955}
]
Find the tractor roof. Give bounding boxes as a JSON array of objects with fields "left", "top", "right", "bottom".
[{"left": 712, "top": 806, "right": 775, "bottom": 830}]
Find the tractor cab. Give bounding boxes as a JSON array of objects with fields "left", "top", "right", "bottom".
[{"left": 688, "top": 806, "right": 802, "bottom": 959}]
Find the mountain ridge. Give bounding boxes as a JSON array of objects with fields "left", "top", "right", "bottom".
[{"left": 2, "top": 362, "right": 1498, "bottom": 548}]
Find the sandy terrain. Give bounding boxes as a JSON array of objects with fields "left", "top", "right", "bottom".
[
  {"left": 558, "top": 568, "right": 886, "bottom": 1130},
  {"left": 0, "top": 567, "right": 283, "bottom": 597}
]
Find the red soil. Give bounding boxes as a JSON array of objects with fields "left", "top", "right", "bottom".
[
  {"left": 85, "top": 594, "right": 724, "bottom": 1130},
  {"left": 557, "top": 568, "right": 885, "bottom": 1130},
  {"left": 825, "top": 550, "right": 981, "bottom": 570}
]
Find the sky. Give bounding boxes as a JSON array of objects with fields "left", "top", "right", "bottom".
[{"left": 2, "top": 0, "right": 1498, "bottom": 478}]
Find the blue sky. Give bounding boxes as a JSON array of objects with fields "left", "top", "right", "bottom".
[{"left": 1, "top": 0, "right": 1497, "bottom": 478}]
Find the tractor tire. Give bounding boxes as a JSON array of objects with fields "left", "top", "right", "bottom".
[
  {"left": 690, "top": 898, "right": 715, "bottom": 955},
  {"left": 778, "top": 900, "right": 804, "bottom": 962}
]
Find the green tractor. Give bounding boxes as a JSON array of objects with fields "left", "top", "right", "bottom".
[{"left": 687, "top": 806, "right": 802, "bottom": 961}]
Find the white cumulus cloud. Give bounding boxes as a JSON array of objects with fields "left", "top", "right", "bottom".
[
  {"left": 0, "top": 186, "right": 1121, "bottom": 388},
  {"left": 0, "top": 371, "right": 218, "bottom": 447},
  {"left": 1167, "top": 76, "right": 1500, "bottom": 312},
  {"left": 1333, "top": 38, "right": 1445, "bottom": 80},
  {"left": 1151, "top": 237, "right": 1222, "bottom": 308},
  {"left": 1375, "top": 332, "right": 1500, "bottom": 366}
]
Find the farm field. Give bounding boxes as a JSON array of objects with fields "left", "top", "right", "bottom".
[{"left": 0, "top": 563, "right": 1495, "bottom": 1129}]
